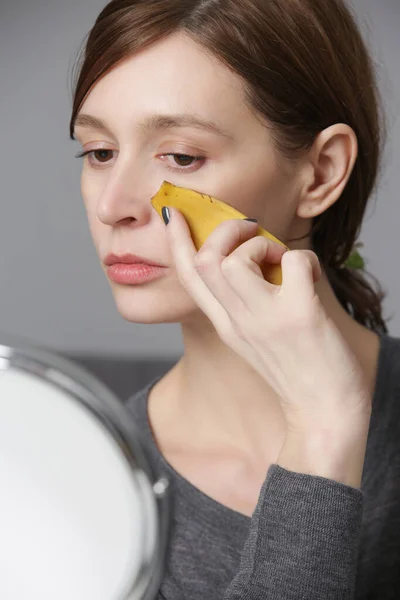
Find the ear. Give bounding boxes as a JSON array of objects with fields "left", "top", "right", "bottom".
[{"left": 296, "top": 124, "right": 358, "bottom": 219}]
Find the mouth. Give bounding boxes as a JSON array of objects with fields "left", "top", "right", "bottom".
[
  {"left": 104, "top": 253, "right": 165, "bottom": 267},
  {"left": 104, "top": 253, "right": 167, "bottom": 285}
]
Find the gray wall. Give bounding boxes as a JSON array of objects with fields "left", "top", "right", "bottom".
[{"left": 0, "top": 0, "right": 399, "bottom": 357}]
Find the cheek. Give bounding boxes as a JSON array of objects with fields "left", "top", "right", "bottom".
[
  {"left": 216, "top": 164, "right": 297, "bottom": 241},
  {"left": 80, "top": 171, "right": 107, "bottom": 231},
  {"left": 80, "top": 171, "right": 97, "bottom": 210},
  {"left": 80, "top": 174, "right": 104, "bottom": 243},
  {"left": 214, "top": 166, "right": 287, "bottom": 218}
]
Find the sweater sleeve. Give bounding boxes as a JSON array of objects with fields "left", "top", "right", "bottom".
[{"left": 223, "top": 464, "right": 364, "bottom": 600}]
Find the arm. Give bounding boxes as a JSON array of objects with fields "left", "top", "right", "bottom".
[
  {"left": 163, "top": 210, "right": 373, "bottom": 598},
  {"left": 223, "top": 416, "right": 370, "bottom": 600}
]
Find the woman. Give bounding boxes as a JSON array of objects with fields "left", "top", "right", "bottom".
[{"left": 69, "top": 0, "right": 400, "bottom": 598}]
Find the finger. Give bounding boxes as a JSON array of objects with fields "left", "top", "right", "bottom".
[
  {"left": 280, "top": 250, "right": 322, "bottom": 302},
  {"left": 173, "top": 216, "right": 262, "bottom": 318},
  {"left": 220, "top": 237, "right": 282, "bottom": 312},
  {"left": 199, "top": 217, "right": 259, "bottom": 258},
  {"left": 228, "top": 234, "right": 288, "bottom": 276},
  {"left": 164, "top": 207, "right": 233, "bottom": 333},
  {"left": 199, "top": 218, "right": 288, "bottom": 292},
  {"left": 189, "top": 218, "right": 260, "bottom": 316}
]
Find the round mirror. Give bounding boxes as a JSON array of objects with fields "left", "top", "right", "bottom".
[{"left": 0, "top": 334, "right": 170, "bottom": 600}]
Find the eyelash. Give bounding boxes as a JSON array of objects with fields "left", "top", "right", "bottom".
[{"left": 75, "top": 150, "right": 205, "bottom": 173}]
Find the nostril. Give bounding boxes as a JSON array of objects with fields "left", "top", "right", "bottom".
[{"left": 118, "top": 216, "right": 136, "bottom": 226}]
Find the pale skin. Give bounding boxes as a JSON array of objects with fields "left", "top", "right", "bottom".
[{"left": 74, "top": 31, "right": 380, "bottom": 517}]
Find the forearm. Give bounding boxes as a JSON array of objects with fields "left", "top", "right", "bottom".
[
  {"left": 223, "top": 462, "right": 364, "bottom": 600},
  {"left": 223, "top": 415, "right": 370, "bottom": 598},
  {"left": 276, "top": 413, "right": 372, "bottom": 488}
]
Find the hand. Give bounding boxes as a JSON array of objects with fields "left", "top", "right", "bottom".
[{"left": 163, "top": 207, "right": 372, "bottom": 435}]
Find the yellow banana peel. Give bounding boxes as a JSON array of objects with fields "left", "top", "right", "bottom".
[{"left": 151, "top": 181, "right": 288, "bottom": 285}]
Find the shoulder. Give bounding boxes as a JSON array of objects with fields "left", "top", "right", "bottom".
[
  {"left": 125, "top": 377, "right": 158, "bottom": 424},
  {"left": 372, "top": 333, "right": 400, "bottom": 428},
  {"left": 379, "top": 333, "right": 400, "bottom": 384}
]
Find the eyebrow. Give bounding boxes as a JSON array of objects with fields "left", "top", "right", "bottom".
[{"left": 73, "top": 113, "right": 233, "bottom": 140}]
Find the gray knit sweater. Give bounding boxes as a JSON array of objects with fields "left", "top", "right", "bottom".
[{"left": 126, "top": 332, "right": 400, "bottom": 599}]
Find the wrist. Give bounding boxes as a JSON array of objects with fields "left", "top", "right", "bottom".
[{"left": 277, "top": 417, "right": 371, "bottom": 488}]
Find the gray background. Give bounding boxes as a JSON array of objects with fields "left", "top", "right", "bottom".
[{"left": 0, "top": 0, "right": 399, "bottom": 358}]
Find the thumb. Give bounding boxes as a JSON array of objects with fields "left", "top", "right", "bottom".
[{"left": 281, "top": 250, "right": 322, "bottom": 299}]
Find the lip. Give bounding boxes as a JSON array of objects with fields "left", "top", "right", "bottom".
[
  {"left": 106, "top": 263, "right": 166, "bottom": 285},
  {"left": 104, "top": 253, "right": 165, "bottom": 267}
]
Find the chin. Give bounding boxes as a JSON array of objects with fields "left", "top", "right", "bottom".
[{"left": 109, "top": 282, "right": 200, "bottom": 324}]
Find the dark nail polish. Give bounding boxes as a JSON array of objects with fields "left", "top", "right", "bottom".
[
  {"left": 244, "top": 218, "right": 258, "bottom": 223},
  {"left": 162, "top": 206, "right": 170, "bottom": 225}
]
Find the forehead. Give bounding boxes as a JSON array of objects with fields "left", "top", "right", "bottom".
[{"left": 80, "top": 32, "right": 253, "bottom": 128}]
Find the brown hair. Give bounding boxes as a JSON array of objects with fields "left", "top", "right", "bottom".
[{"left": 70, "top": 0, "right": 389, "bottom": 334}]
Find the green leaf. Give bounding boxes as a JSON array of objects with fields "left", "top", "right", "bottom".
[{"left": 344, "top": 250, "right": 365, "bottom": 270}]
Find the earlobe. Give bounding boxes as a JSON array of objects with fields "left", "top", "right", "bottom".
[{"left": 296, "top": 124, "right": 358, "bottom": 219}]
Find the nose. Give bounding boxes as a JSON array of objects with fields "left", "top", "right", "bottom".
[{"left": 96, "top": 159, "right": 156, "bottom": 228}]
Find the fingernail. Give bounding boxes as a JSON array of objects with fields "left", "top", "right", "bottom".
[
  {"left": 244, "top": 218, "right": 258, "bottom": 223},
  {"left": 162, "top": 206, "right": 170, "bottom": 225}
]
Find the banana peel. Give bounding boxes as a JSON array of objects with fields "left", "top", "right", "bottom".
[{"left": 151, "top": 181, "right": 288, "bottom": 285}]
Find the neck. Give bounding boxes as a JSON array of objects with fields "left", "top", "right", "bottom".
[{"left": 150, "top": 271, "right": 381, "bottom": 461}]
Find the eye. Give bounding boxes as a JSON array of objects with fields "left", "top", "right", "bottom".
[
  {"left": 92, "top": 149, "right": 113, "bottom": 163},
  {"left": 75, "top": 149, "right": 205, "bottom": 172},
  {"left": 171, "top": 154, "right": 196, "bottom": 167},
  {"left": 75, "top": 149, "right": 116, "bottom": 168},
  {"left": 160, "top": 153, "right": 205, "bottom": 172}
]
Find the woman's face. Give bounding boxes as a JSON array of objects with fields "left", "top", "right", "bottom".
[{"left": 74, "top": 32, "right": 305, "bottom": 325}]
